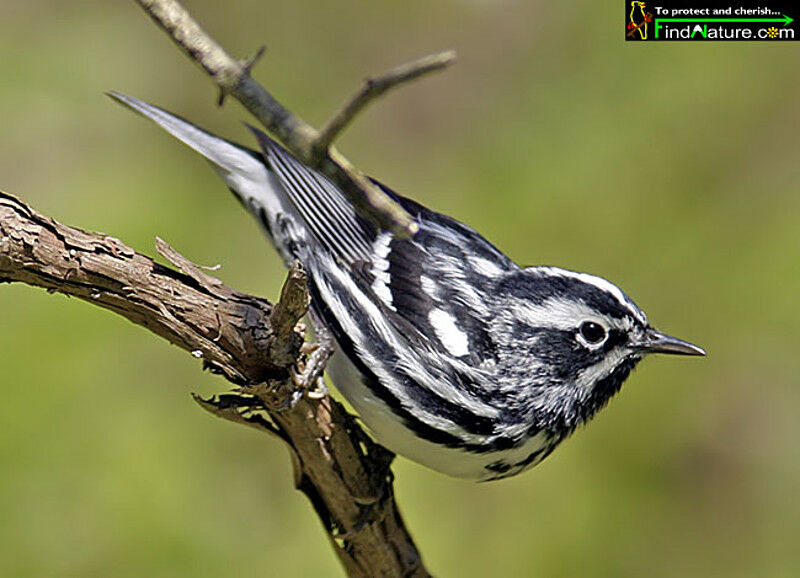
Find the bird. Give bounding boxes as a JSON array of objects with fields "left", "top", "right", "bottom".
[
  {"left": 629, "top": 1, "right": 649, "bottom": 39},
  {"left": 110, "top": 92, "right": 705, "bottom": 481}
]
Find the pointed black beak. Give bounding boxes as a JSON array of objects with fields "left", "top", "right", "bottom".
[{"left": 632, "top": 328, "right": 706, "bottom": 356}]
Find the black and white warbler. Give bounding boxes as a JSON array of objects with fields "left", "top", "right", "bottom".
[{"left": 111, "top": 93, "right": 705, "bottom": 481}]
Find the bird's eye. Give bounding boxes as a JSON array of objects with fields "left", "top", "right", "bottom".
[{"left": 579, "top": 321, "right": 607, "bottom": 345}]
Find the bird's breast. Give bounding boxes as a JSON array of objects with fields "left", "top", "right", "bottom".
[{"left": 325, "top": 348, "right": 558, "bottom": 480}]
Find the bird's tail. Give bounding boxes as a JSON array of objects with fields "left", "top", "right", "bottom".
[{"left": 107, "top": 91, "right": 298, "bottom": 262}]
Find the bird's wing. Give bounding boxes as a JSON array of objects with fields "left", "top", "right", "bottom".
[
  {"left": 252, "top": 130, "right": 517, "bottom": 366},
  {"left": 249, "top": 128, "right": 377, "bottom": 266},
  {"left": 110, "top": 94, "right": 516, "bottom": 447}
]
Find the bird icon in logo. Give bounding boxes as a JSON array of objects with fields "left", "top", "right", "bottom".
[{"left": 628, "top": 1, "right": 652, "bottom": 39}]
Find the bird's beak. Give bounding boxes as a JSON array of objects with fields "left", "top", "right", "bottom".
[{"left": 632, "top": 328, "right": 706, "bottom": 356}]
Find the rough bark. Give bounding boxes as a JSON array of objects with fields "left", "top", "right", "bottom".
[
  {"left": 0, "top": 0, "right": 459, "bottom": 573},
  {"left": 0, "top": 192, "right": 430, "bottom": 577}
]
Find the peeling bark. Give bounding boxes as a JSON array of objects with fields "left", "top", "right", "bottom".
[{"left": 0, "top": 191, "right": 429, "bottom": 577}]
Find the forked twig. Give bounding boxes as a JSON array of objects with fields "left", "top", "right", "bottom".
[
  {"left": 134, "top": 0, "right": 454, "bottom": 239},
  {"left": 313, "top": 50, "right": 456, "bottom": 157}
]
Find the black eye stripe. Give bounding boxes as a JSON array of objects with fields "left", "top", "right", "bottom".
[{"left": 603, "top": 329, "right": 629, "bottom": 352}]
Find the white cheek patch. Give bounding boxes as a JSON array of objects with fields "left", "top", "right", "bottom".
[
  {"left": 575, "top": 348, "right": 627, "bottom": 391},
  {"left": 428, "top": 309, "right": 470, "bottom": 357}
]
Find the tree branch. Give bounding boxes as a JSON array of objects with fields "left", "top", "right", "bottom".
[
  {"left": 314, "top": 50, "right": 456, "bottom": 157},
  {"left": 2, "top": 2, "right": 449, "bottom": 573},
  {"left": 0, "top": 191, "right": 429, "bottom": 577},
  {"left": 133, "top": 0, "right": 459, "bottom": 239}
]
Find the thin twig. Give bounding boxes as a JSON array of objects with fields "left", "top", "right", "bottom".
[
  {"left": 314, "top": 50, "right": 456, "bottom": 157},
  {"left": 267, "top": 261, "right": 310, "bottom": 367},
  {"left": 133, "top": 0, "right": 449, "bottom": 238}
]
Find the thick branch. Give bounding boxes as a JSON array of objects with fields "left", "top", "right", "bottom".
[
  {"left": 134, "top": 0, "right": 443, "bottom": 238},
  {"left": 0, "top": 191, "right": 429, "bottom": 577},
  {"left": 0, "top": 192, "right": 277, "bottom": 383}
]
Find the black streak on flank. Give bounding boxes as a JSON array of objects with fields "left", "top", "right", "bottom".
[
  {"left": 257, "top": 207, "right": 274, "bottom": 239},
  {"left": 485, "top": 461, "right": 512, "bottom": 474},
  {"left": 307, "top": 278, "right": 517, "bottom": 453},
  {"left": 482, "top": 444, "right": 554, "bottom": 481}
]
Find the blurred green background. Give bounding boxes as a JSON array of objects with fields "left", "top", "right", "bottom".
[{"left": 1, "top": 1, "right": 798, "bottom": 576}]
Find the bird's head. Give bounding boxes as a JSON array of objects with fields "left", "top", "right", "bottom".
[{"left": 491, "top": 266, "right": 704, "bottom": 436}]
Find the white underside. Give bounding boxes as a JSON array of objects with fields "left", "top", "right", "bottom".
[{"left": 325, "top": 345, "right": 552, "bottom": 481}]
